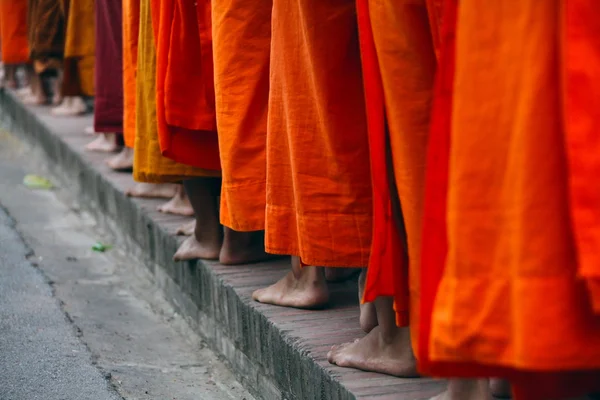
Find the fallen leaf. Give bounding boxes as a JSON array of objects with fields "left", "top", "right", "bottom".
[
  {"left": 91, "top": 242, "right": 112, "bottom": 252},
  {"left": 23, "top": 174, "right": 53, "bottom": 190}
]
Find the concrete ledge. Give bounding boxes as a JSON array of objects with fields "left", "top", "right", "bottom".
[{"left": 0, "top": 89, "right": 444, "bottom": 400}]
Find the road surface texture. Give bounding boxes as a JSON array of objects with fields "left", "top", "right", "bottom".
[{"left": 0, "top": 129, "right": 254, "bottom": 400}]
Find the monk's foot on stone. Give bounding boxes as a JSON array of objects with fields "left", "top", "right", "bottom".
[
  {"left": 157, "top": 184, "right": 194, "bottom": 216},
  {"left": 431, "top": 380, "right": 493, "bottom": 400},
  {"left": 325, "top": 267, "right": 360, "bottom": 283},
  {"left": 106, "top": 147, "right": 134, "bottom": 171},
  {"left": 84, "top": 126, "right": 96, "bottom": 135},
  {"left": 21, "top": 92, "right": 48, "bottom": 106},
  {"left": 490, "top": 379, "right": 511, "bottom": 399},
  {"left": 173, "top": 235, "right": 221, "bottom": 261},
  {"left": 51, "top": 96, "right": 86, "bottom": 116},
  {"left": 176, "top": 220, "right": 196, "bottom": 236},
  {"left": 327, "top": 325, "right": 418, "bottom": 377},
  {"left": 219, "top": 229, "right": 280, "bottom": 265},
  {"left": 16, "top": 85, "right": 32, "bottom": 98},
  {"left": 252, "top": 265, "right": 329, "bottom": 309},
  {"left": 85, "top": 134, "right": 120, "bottom": 153},
  {"left": 126, "top": 183, "right": 178, "bottom": 199},
  {"left": 358, "top": 269, "right": 377, "bottom": 333}
]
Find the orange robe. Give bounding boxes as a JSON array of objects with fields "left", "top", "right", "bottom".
[
  {"left": 357, "top": 0, "right": 437, "bottom": 330},
  {"left": 419, "top": 0, "right": 600, "bottom": 398},
  {"left": 63, "top": 0, "right": 95, "bottom": 96},
  {"left": 152, "top": 0, "right": 220, "bottom": 171},
  {"left": 122, "top": 0, "right": 139, "bottom": 148},
  {"left": 0, "top": 0, "right": 29, "bottom": 64},
  {"left": 133, "top": 0, "right": 218, "bottom": 183},
  {"left": 265, "top": 0, "right": 372, "bottom": 267},
  {"left": 212, "top": 0, "right": 272, "bottom": 231}
]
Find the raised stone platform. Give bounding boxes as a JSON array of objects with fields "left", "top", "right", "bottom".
[{"left": 0, "top": 89, "right": 444, "bottom": 400}]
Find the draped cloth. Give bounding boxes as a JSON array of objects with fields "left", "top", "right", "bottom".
[
  {"left": 212, "top": 0, "right": 272, "bottom": 231},
  {"left": 63, "top": 0, "right": 95, "bottom": 96},
  {"left": 0, "top": 0, "right": 29, "bottom": 64},
  {"left": 60, "top": 0, "right": 81, "bottom": 96},
  {"left": 94, "top": 0, "right": 123, "bottom": 133},
  {"left": 27, "top": 0, "right": 64, "bottom": 71},
  {"left": 151, "top": 0, "right": 220, "bottom": 171},
  {"left": 265, "top": 0, "right": 372, "bottom": 267},
  {"left": 122, "top": 0, "right": 139, "bottom": 147},
  {"left": 418, "top": 0, "right": 600, "bottom": 398},
  {"left": 356, "top": 0, "right": 436, "bottom": 331},
  {"left": 133, "top": 0, "right": 219, "bottom": 183}
]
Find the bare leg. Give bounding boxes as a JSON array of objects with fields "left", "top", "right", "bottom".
[
  {"left": 21, "top": 73, "right": 47, "bottom": 105},
  {"left": 252, "top": 256, "right": 329, "bottom": 309},
  {"left": 358, "top": 268, "right": 378, "bottom": 333},
  {"left": 157, "top": 184, "right": 194, "bottom": 216},
  {"left": 219, "top": 229, "right": 279, "bottom": 265},
  {"left": 176, "top": 219, "right": 196, "bottom": 236},
  {"left": 489, "top": 379, "right": 511, "bottom": 399},
  {"left": 85, "top": 133, "right": 120, "bottom": 153},
  {"left": 328, "top": 296, "right": 417, "bottom": 376},
  {"left": 431, "top": 379, "right": 492, "bottom": 400},
  {"left": 4, "top": 65, "right": 17, "bottom": 89},
  {"left": 106, "top": 146, "right": 134, "bottom": 171},
  {"left": 325, "top": 267, "right": 360, "bottom": 282},
  {"left": 173, "top": 178, "right": 222, "bottom": 261},
  {"left": 126, "top": 183, "right": 178, "bottom": 199}
]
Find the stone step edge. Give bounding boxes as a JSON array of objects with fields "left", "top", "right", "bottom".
[{"left": 0, "top": 90, "right": 355, "bottom": 400}]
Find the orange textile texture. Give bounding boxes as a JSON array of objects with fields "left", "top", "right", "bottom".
[
  {"left": 212, "top": 0, "right": 272, "bottom": 231},
  {"left": 133, "top": 0, "right": 218, "bottom": 183},
  {"left": 265, "top": 0, "right": 372, "bottom": 267},
  {"left": 564, "top": 0, "right": 600, "bottom": 314},
  {"left": 122, "top": 0, "right": 139, "bottom": 148},
  {"left": 419, "top": 0, "right": 600, "bottom": 398},
  {"left": 64, "top": 0, "right": 95, "bottom": 96},
  {"left": 152, "top": 0, "right": 220, "bottom": 171},
  {"left": 0, "top": 0, "right": 29, "bottom": 64},
  {"left": 357, "top": 0, "right": 436, "bottom": 330}
]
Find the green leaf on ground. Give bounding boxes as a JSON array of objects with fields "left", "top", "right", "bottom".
[
  {"left": 23, "top": 174, "right": 53, "bottom": 190},
  {"left": 91, "top": 242, "right": 112, "bottom": 252}
]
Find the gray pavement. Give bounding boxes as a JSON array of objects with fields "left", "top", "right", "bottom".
[
  {"left": 0, "top": 206, "right": 122, "bottom": 400},
  {"left": 0, "top": 131, "right": 254, "bottom": 399}
]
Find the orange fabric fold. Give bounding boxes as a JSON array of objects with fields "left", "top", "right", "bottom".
[
  {"left": 133, "top": 0, "right": 218, "bottom": 183},
  {"left": 265, "top": 0, "right": 372, "bottom": 267},
  {"left": 64, "top": 0, "right": 95, "bottom": 96},
  {"left": 564, "top": 0, "right": 600, "bottom": 315},
  {"left": 212, "top": 0, "right": 272, "bottom": 232},
  {"left": 122, "top": 0, "right": 139, "bottom": 148},
  {"left": 152, "top": 0, "right": 220, "bottom": 171},
  {"left": 0, "top": 0, "right": 30, "bottom": 64},
  {"left": 419, "top": 0, "right": 600, "bottom": 398}
]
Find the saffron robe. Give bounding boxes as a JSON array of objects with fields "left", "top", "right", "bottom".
[
  {"left": 0, "top": 0, "right": 29, "bottom": 64},
  {"left": 357, "top": 0, "right": 436, "bottom": 331},
  {"left": 152, "top": 0, "right": 220, "bottom": 171},
  {"left": 27, "top": 0, "right": 64, "bottom": 72},
  {"left": 63, "top": 0, "right": 95, "bottom": 96},
  {"left": 122, "top": 0, "right": 139, "bottom": 148},
  {"left": 212, "top": 0, "right": 272, "bottom": 231},
  {"left": 59, "top": 0, "right": 81, "bottom": 97},
  {"left": 419, "top": 0, "right": 600, "bottom": 398},
  {"left": 133, "top": 0, "right": 219, "bottom": 183},
  {"left": 265, "top": 0, "right": 372, "bottom": 267},
  {"left": 93, "top": 0, "right": 123, "bottom": 133}
]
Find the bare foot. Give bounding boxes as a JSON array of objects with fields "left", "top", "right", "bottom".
[
  {"left": 157, "top": 184, "right": 194, "bottom": 216},
  {"left": 325, "top": 268, "right": 360, "bottom": 282},
  {"left": 21, "top": 91, "right": 48, "bottom": 106},
  {"left": 431, "top": 380, "right": 493, "bottom": 400},
  {"left": 126, "top": 183, "right": 178, "bottom": 199},
  {"left": 173, "top": 235, "right": 221, "bottom": 261},
  {"left": 106, "top": 147, "right": 134, "bottom": 171},
  {"left": 85, "top": 133, "right": 120, "bottom": 153},
  {"left": 490, "top": 379, "right": 511, "bottom": 399},
  {"left": 252, "top": 257, "right": 329, "bottom": 309},
  {"left": 176, "top": 220, "right": 196, "bottom": 236},
  {"left": 219, "top": 229, "right": 280, "bottom": 265},
  {"left": 51, "top": 96, "right": 86, "bottom": 116},
  {"left": 358, "top": 269, "right": 377, "bottom": 333},
  {"left": 84, "top": 126, "right": 96, "bottom": 135},
  {"left": 328, "top": 324, "right": 417, "bottom": 377}
]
